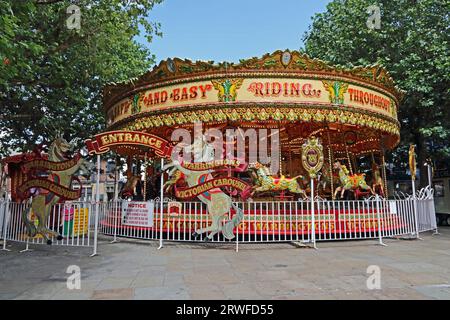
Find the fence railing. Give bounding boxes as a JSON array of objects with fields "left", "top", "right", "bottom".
[
  {"left": 0, "top": 195, "right": 439, "bottom": 254},
  {"left": 1, "top": 200, "right": 99, "bottom": 254},
  {"left": 0, "top": 200, "right": 6, "bottom": 241},
  {"left": 417, "top": 198, "right": 437, "bottom": 232},
  {"left": 98, "top": 197, "right": 437, "bottom": 244},
  {"left": 394, "top": 186, "right": 437, "bottom": 233}
]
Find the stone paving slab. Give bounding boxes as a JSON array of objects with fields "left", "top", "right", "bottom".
[
  {"left": 92, "top": 288, "right": 134, "bottom": 300},
  {"left": 0, "top": 228, "right": 449, "bottom": 300}
]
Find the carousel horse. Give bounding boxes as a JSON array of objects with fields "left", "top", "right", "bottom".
[
  {"left": 163, "top": 137, "right": 244, "bottom": 241},
  {"left": 333, "top": 161, "right": 374, "bottom": 200},
  {"left": 249, "top": 162, "right": 307, "bottom": 198},
  {"left": 371, "top": 161, "right": 385, "bottom": 197},
  {"left": 21, "top": 136, "right": 92, "bottom": 245},
  {"left": 164, "top": 169, "right": 183, "bottom": 193},
  {"left": 120, "top": 174, "right": 141, "bottom": 199},
  {"left": 318, "top": 161, "right": 340, "bottom": 197}
]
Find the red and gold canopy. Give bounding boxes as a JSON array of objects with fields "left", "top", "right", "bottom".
[{"left": 101, "top": 50, "right": 403, "bottom": 157}]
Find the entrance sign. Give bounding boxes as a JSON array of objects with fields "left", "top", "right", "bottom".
[
  {"left": 122, "top": 201, "right": 154, "bottom": 227},
  {"left": 85, "top": 131, "right": 173, "bottom": 157}
]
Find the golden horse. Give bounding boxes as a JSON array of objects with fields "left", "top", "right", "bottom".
[
  {"left": 249, "top": 162, "right": 307, "bottom": 198},
  {"left": 371, "top": 161, "right": 385, "bottom": 197},
  {"left": 120, "top": 174, "right": 141, "bottom": 199},
  {"left": 22, "top": 136, "right": 92, "bottom": 244},
  {"left": 333, "top": 161, "right": 374, "bottom": 199}
]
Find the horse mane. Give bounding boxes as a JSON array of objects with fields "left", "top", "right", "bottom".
[
  {"left": 340, "top": 164, "right": 350, "bottom": 175},
  {"left": 48, "top": 137, "right": 69, "bottom": 162}
]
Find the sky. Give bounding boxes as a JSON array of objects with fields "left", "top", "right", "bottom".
[{"left": 139, "top": 0, "right": 332, "bottom": 64}]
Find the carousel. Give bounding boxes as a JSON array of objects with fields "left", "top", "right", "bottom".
[{"left": 85, "top": 49, "right": 404, "bottom": 241}]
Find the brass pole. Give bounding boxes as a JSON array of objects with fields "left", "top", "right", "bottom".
[
  {"left": 351, "top": 152, "right": 358, "bottom": 173},
  {"left": 342, "top": 131, "right": 353, "bottom": 175},
  {"left": 126, "top": 155, "right": 132, "bottom": 176},
  {"left": 289, "top": 141, "right": 293, "bottom": 176},
  {"left": 143, "top": 153, "right": 147, "bottom": 201},
  {"left": 326, "top": 128, "right": 334, "bottom": 200},
  {"left": 382, "top": 152, "right": 388, "bottom": 198},
  {"left": 345, "top": 144, "right": 353, "bottom": 175},
  {"left": 328, "top": 147, "right": 334, "bottom": 200},
  {"left": 279, "top": 127, "right": 283, "bottom": 176}
]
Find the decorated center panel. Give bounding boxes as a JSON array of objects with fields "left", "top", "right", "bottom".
[{"left": 106, "top": 77, "right": 399, "bottom": 128}]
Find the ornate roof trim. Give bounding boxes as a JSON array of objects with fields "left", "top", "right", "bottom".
[{"left": 103, "top": 49, "right": 404, "bottom": 109}]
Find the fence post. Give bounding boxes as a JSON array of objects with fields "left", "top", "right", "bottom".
[
  {"left": 430, "top": 198, "right": 440, "bottom": 235},
  {"left": 235, "top": 203, "right": 239, "bottom": 253},
  {"left": 91, "top": 154, "right": 101, "bottom": 257},
  {"left": 111, "top": 166, "right": 120, "bottom": 243},
  {"left": 91, "top": 200, "right": 100, "bottom": 257},
  {"left": 111, "top": 201, "right": 119, "bottom": 243},
  {"left": 310, "top": 179, "right": 316, "bottom": 249},
  {"left": 19, "top": 238, "right": 32, "bottom": 253},
  {"left": 0, "top": 201, "right": 4, "bottom": 240},
  {"left": 411, "top": 181, "right": 421, "bottom": 240},
  {"left": 1, "top": 200, "right": 11, "bottom": 252},
  {"left": 158, "top": 158, "right": 164, "bottom": 250},
  {"left": 375, "top": 196, "right": 386, "bottom": 246}
]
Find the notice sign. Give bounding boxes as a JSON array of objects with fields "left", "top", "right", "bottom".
[
  {"left": 73, "top": 208, "right": 89, "bottom": 236},
  {"left": 122, "top": 201, "right": 154, "bottom": 227}
]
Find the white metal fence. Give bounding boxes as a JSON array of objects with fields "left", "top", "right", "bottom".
[
  {"left": 394, "top": 186, "right": 437, "bottom": 233},
  {"left": 0, "top": 194, "right": 439, "bottom": 254},
  {"left": 0, "top": 200, "right": 6, "bottom": 241},
  {"left": 417, "top": 198, "right": 437, "bottom": 232},
  {"left": 98, "top": 196, "right": 438, "bottom": 245},
  {"left": 0, "top": 200, "right": 99, "bottom": 254}
]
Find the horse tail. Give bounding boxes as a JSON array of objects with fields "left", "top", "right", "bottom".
[
  {"left": 22, "top": 206, "right": 37, "bottom": 238},
  {"left": 222, "top": 202, "right": 244, "bottom": 240}
]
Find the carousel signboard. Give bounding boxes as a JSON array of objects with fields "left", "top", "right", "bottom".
[
  {"left": 122, "top": 201, "right": 154, "bottom": 227},
  {"left": 105, "top": 77, "right": 397, "bottom": 127},
  {"left": 180, "top": 159, "right": 246, "bottom": 172},
  {"left": 15, "top": 153, "right": 83, "bottom": 200},
  {"left": 17, "top": 178, "right": 81, "bottom": 200},
  {"left": 301, "top": 137, "right": 324, "bottom": 179},
  {"left": 22, "top": 155, "right": 81, "bottom": 172},
  {"left": 85, "top": 130, "right": 173, "bottom": 157},
  {"left": 174, "top": 177, "right": 250, "bottom": 200}
]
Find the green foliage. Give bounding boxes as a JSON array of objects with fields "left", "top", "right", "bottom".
[
  {"left": 0, "top": 0, "right": 163, "bottom": 156},
  {"left": 303, "top": 0, "right": 450, "bottom": 173}
]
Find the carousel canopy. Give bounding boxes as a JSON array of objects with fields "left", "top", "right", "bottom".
[{"left": 101, "top": 50, "right": 403, "bottom": 156}]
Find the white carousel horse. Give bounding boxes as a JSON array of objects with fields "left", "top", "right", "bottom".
[{"left": 163, "top": 136, "right": 243, "bottom": 241}]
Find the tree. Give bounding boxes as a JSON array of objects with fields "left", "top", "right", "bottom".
[
  {"left": 303, "top": 0, "right": 449, "bottom": 185},
  {"left": 0, "top": 0, "right": 163, "bottom": 156}
]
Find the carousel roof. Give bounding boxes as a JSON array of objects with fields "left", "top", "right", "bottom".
[
  {"left": 100, "top": 50, "right": 404, "bottom": 153},
  {"left": 102, "top": 50, "right": 404, "bottom": 109}
]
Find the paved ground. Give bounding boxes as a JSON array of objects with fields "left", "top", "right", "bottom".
[{"left": 1, "top": 228, "right": 450, "bottom": 300}]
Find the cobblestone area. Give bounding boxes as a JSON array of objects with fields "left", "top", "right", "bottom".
[{"left": 1, "top": 228, "right": 449, "bottom": 300}]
